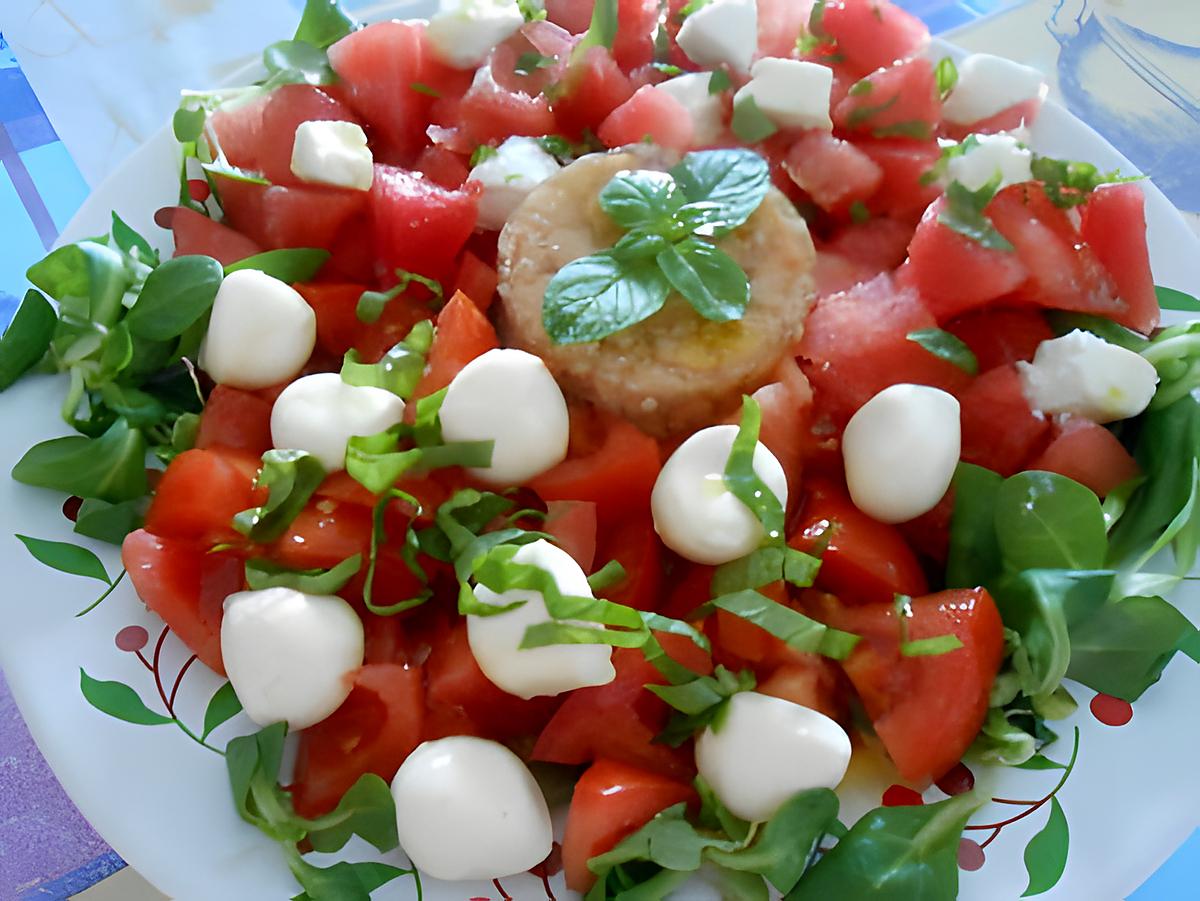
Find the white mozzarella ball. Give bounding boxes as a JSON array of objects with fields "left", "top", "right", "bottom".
[
  {"left": 676, "top": 0, "right": 758, "bottom": 73},
  {"left": 290, "top": 120, "right": 374, "bottom": 191},
  {"left": 1018, "top": 330, "right": 1159, "bottom": 424},
  {"left": 468, "top": 539, "right": 616, "bottom": 698},
  {"left": 221, "top": 588, "right": 364, "bottom": 730},
  {"left": 842, "top": 384, "right": 960, "bottom": 525},
  {"left": 438, "top": 348, "right": 570, "bottom": 484},
  {"left": 656, "top": 73, "right": 726, "bottom": 146},
  {"left": 469, "top": 136, "right": 563, "bottom": 231},
  {"left": 946, "top": 133, "right": 1033, "bottom": 192},
  {"left": 427, "top": 0, "right": 525, "bottom": 69},
  {"left": 695, "top": 692, "right": 851, "bottom": 823},
  {"left": 198, "top": 269, "right": 316, "bottom": 390},
  {"left": 651, "top": 425, "right": 788, "bottom": 566},
  {"left": 270, "top": 372, "right": 406, "bottom": 472},
  {"left": 941, "top": 52, "right": 1047, "bottom": 126},
  {"left": 392, "top": 736, "right": 553, "bottom": 881},
  {"left": 733, "top": 58, "right": 833, "bottom": 131}
]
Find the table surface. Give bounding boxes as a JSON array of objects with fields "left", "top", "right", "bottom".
[{"left": 0, "top": 1, "right": 1196, "bottom": 898}]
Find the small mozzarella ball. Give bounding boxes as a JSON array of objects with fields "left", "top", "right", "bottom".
[
  {"left": 676, "top": 0, "right": 758, "bottom": 73},
  {"left": 469, "top": 136, "right": 562, "bottom": 231},
  {"left": 221, "top": 588, "right": 364, "bottom": 730},
  {"left": 946, "top": 133, "right": 1033, "bottom": 192},
  {"left": 1018, "top": 330, "right": 1159, "bottom": 424},
  {"left": 651, "top": 425, "right": 788, "bottom": 565},
  {"left": 733, "top": 58, "right": 833, "bottom": 132},
  {"left": 427, "top": 0, "right": 525, "bottom": 69},
  {"left": 695, "top": 692, "right": 851, "bottom": 823},
  {"left": 198, "top": 269, "right": 316, "bottom": 390},
  {"left": 270, "top": 372, "right": 406, "bottom": 472},
  {"left": 656, "top": 73, "right": 726, "bottom": 146},
  {"left": 439, "top": 348, "right": 570, "bottom": 484},
  {"left": 392, "top": 736, "right": 553, "bottom": 880},
  {"left": 942, "top": 53, "right": 1047, "bottom": 126},
  {"left": 468, "top": 539, "right": 615, "bottom": 698},
  {"left": 290, "top": 120, "right": 374, "bottom": 191},
  {"left": 842, "top": 384, "right": 960, "bottom": 525}
]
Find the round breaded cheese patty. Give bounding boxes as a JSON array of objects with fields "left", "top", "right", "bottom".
[{"left": 496, "top": 146, "right": 816, "bottom": 437}]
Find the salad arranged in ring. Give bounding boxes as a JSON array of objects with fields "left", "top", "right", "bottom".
[{"left": 4, "top": 0, "right": 1200, "bottom": 898}]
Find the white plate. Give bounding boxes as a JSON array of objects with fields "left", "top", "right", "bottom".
[{"left": 2, "top": 11, "right": 1200, "bottom": 899}]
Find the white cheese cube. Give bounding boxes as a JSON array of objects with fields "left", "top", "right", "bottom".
[
  {"left": 290, "top": 120, "right": 374, "bottom": 191},
  {"left": 469, "top": 136, "right": 563, "bottom": 231},
  {"left": 732, "top": 58, "right": 833, "bottom": 131},
  {"left": 1018, "top": 330, "right": 1159, "bottom": 424},
  {"left": 656, "top": 73, "right": 726, "bottom": 146},
  {"left": 676, "top": 0, "right": 758, "bottom": 73},
  {"left": 946, "top": 132, "right": 1033, "bottom": 192},
  {"left": 428, "top": 0, "right": 526, "bottom": 69},
  {"left": 942, "top": 52, "right": 1047, "bottom": 126}
]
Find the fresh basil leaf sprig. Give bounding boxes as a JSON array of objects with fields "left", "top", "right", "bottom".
[
  {"left": 542, "top": 149, "right": 771, "bottom": 344},
  {"left": 341, "top": 319, "right": 433, "bottom": 399},
  {"left": 356, "top": 270, "right": 444, "bottom": 324},
  {"left": 648, "top": 665, "right": 756, "bottom": 747},
  {"left": 938, "top": 172, "right": 1014, "bottom": 252}
]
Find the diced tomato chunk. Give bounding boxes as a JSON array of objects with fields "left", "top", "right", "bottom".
[
  {"left": 195, "top": 386, "right": 274, "bottom": 456},
  {"left": 453, "top": 250, "right": 499, "bottom": 311},
  {"left": 295, "top": 281, "right": 367, "bottom": 356},
  {"left": 269, "top": 501, "right": 374, "bottom": 570},
  {"left": 820, "top": 0, "right": 930, "bottom": 76},
  {"left": 820, "top": 588, "right": 1004, "bottom": 784},
  {"left": 371, "top": 165, "right": 480, "bottom": 285},
  {"left": 757, "top": 657, "right": 845, "bottom": 723},
  {"left": 1079, "top": 182, "right": 1160, "bottom": 335},
  {"left": 945, "top": 308, "right": 1053, "bottom": 372},
  {"left": 1028, "top": 416, "right": 1140, "bottom": 497},
  {"left": 561, "top": 759, "right": 696, "bottom": 893},
  {"left": 144, "top": 448, "right": 264, "bottom": 545},
  {"left": 171, "top": 207, "right": 261, "bottom": 265},
  {"left": 857, "top": 138, "right": 942, "bottom": 220},
  {"left": 748, "top": 361, "right": 812, "bottom": 504},
  {"left": 412, "top": 291, "right": 500, "bottom": 397},
  {"left": 594, "top": 513, "right": 662, "bottom": 611},
  {"left": 785, "top": 132, "right": 883, "bottom": 213},
  {"left": 291, "top": 663, "right": 425, "bottom": 818},
  {"left": 798, "top": 272, "right": 973, "bottom": 424},
  {"left": 959, "top": 364, "right": 1051, "bottom": 476},
  {"left": 790, "top": 477, "right": 928, "bottom": 604},
  {"left": 598, "top": 85, "right": 694, "bottom": 152},
  {"left": 122, "top": 529, "right": 242, "bottom": 675},
  {"left": 550, "top": 46, "right": 636, "bottom": 140},
  {"left": 544, "top": 500, "right": 599, "bottom": 571},
  {"left": 833, "top": 57, "right": 941, "bottom": 140}
]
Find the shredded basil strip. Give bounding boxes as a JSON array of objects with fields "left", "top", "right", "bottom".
[
  {"left": 364, "top": 489, "right": 432, "bottom": 615},
  {"left": 244, "top": 554, "right": 362, "bottom": 594},
  {"left": 232, "top": 449, "right": 327, "bottom": 542},
  {"left": 723, "top": 395, "right": 786, "bottom": 544},
  {"left": 708, "top": 589, "right": 859, "bottom": 660}
]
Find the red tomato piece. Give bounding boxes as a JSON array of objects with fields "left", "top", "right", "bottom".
[
  {"left": 414, "top": 145, "right": 470, "bottom": 189},
  {"left": 790, "top": 477, "right": 928, "bottom": 604},
  {"left": 195, "top": 386, "right": 274, "bottom": 456},
  {"left": 171, "top": 207, "right": 261, "bottom": 265},
  {"left": 561, "top": 759, "right": 696, "bottom": 893},
  {"left": 1028, "top": 416, "right": 1140, "bottom": 497},
  {"left": 412, "top": 291, "right": 500, "bottom": 398},
  {"left": 945, "top": 308, "right": 1053, "bottom": 372},
  {"left": 959, "top": 364, "right": 1051, "bottom": 476},
  {"left": 820, "top": 588, "right": 1004, "bottom": 784},
  {"left": 291, "top": 663, "right": 425, "bottom": 818},
  {"left": 268, "top": 501, "right": 374, "bottom": 571},
  {"left": 295, "top": 282, "right": 367, "bottom": 357},
  {"left": 820, "top": 0, "right": 930, "bottom": 76},
  {"left": 371, "top": 165, "right": 480, "bottom": 285},
  {"left": 594, "top": 513, "right": 662, "bottom": 611},
  {"left": 550, "top": 46, "right": 636, "bottom": 140},
  {"left": 122, "top": 529, "right": 243, "bottom": 675},
  {"left": 897, "top": 489, "right": 954, "bottom": 564},
  {"left": 144, "top": 448, "right": 264, "bottom": 545},
  {"left": 458, "top": 64, "right": 558, "bottom": 146},
  {"left": 906, "top": 197, "right": 1031, "bottom": 320},
  {"left": 748, "top": 363, "right": 812, "bottom": 505},
  {"left": 316, "top": 471, "right": 379, "bottom": 508},
  {"left": 598, "top": 85, "right": 694, "bottom": 152},
  {"left": 757, "top": 657, "right": 845, "bottom": 723},
  {"left": 545, "top": 500, "right": 599, "bottom": 572},
  {"left": 453, "top": 250, "right": 499, "bottom": 311},
  {"left": 784, "top": 131, "right": 884, "bottom": 213},
  {"left": 797, "top": 272, "right": 973, "bottom": 424},
  {"left": 1079, "top": 182, "right": 1160, "bottom": 335},
  {"left": 833, "top": 57, "right": 941, "bottom": 140}
]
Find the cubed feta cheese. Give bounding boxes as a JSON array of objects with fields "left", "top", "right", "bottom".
[
  {"left": 468, "top": 136, "right": 562, "bottom": 231},
  {"left": 428, "top": 0, "right": 526, "bottom": 69},
  {"left": 676, "top": 0, "right": 758, "bottom": 73},
  {"left": 290, "top": 120, "right": 373, "bottom": 191},
  {"left": 946, "top": 133, "right": 1033, "bottom": 192},
  {"left": 942, "top": 53, "right": 1047, "bottom": 126},
  {"left": 656, "top": 73, "right": 726, "bottom": 146},
  {"left": 732, "top": 58, "right": 833, "bottom": 131}
]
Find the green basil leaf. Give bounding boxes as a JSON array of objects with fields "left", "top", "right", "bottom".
[
  {"left": 649, "top": 666, "right": 755, "bottom": 746},
  {"left": 708, "top": 589, "right": 859, "bottom": 660},
  {"left": 587, "top": 558, "right": 627, "bottom": 592},
  {"left": 293, "top": 0, "right": 358, "bottom": 48},
  {"left": 12, "top": 418, "right": 148, "bottom": 503},
  {"left": 515, "top": 51, "right": 557, "bottom": 75},
  {"left": 73, "top": 497, "right": 148, "bottom": 544},
  {"left": 80, "top": 668, "right": 173, "bottom": 726},
  {"left": 233, "top": 450, "right": 327, "bottom": 542},
  {"left": 669, "top": 149, "right": 771, "bottom": 234},
  {"left": 542, "top": 252, "right": 670, "bottom": 344},
  {"left": 901, "top": 634, "right": 964, "bottom": 657},
  {"left": 995, "top": 471, "right": 1107, "bottom": 571},
  {"left": 785, "top": 793, "right": 980, "bottom": 900},
  {"left": 1030, "top": 156, "right": 1138, "bottom": 209},
  {"left": 364, "top": 489, "right": 432, "bottom": 616},
  {"left": 262, "top": 39, "right": 336, "bottom": 87},
  {"left": 289, "top": 858, "right": 413, "bottom": 901},
  {"left": 305, "top": 773, "right": 399, "bottom": 854},
  {"left": 201, "top": 681, "right": 243, "bottom": 740},
  {"left": 906, "top": 328, "right": 979, "bottom": 375},
  {"left": 723, "top": 395, "right": 785, "bottom": 543},
  {"left": 1021, "top": 797, "right": 1070, "bottom": 897},
  {"left": 356, "top": 269, "right": 443, "bottom": 324},
  {"left": 730, "top": 96, "right": 779, "bottom": 143},
  {"left": 657, "top": 239, "right": 750, "bottom": 322},
  {"left": 708, "top": 69, "right": 733, "bottom": 94},
  {"left": 173, "top": 106, "right": 207, "bottom": 144},
  {"left": 599, "top": 169, "right": 685, "bottom": 230},
  {"left": 124, "top": 255, "right": 224, "bottom": 341},
  {"left": 575, "top": 0, "right": 619, "bottom": 54},
  {"left": 1155, "top": 285, "right": 1200, "bottom": 313},
  {"left": 1047, "top": 310, "right": 1149, "bottom": 351},
  {"left": 244, "top": 554, "right": 363, "bottom": 593},
  {"left": 15, "top": 534, "right": 111, "bottom": 584},
  {"left": 340, "top": 319, "right": 433, "bottom": 399},
  {"left": 0, "top": 290, "right": 56, "bottom": 391},
  {"left": 225, "top": 248, "right": 329, "bottom": 283},
  {"left": 346, "top": 427, "right": 492, "bottom": 495},
  {"left": 1065, "top": 595, "right": 1195, "bottom": 701},
  {"left": 935, "top": 56, "right": 958, "bottom": 98},
  {"left": 939, "top": 176, "right": 1014, "bottom": 251}
]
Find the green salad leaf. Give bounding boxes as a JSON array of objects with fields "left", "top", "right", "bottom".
[
  {"left": 292, "top": 0, "right": 358, "bottom": 48},
  {"left": 0, "top": 290, "right": 56, "bottom": 391},
  {"left": 13, "top": 418, "right": 148, "bottom": 503},
  {"left": 124, "top": 255, "right": 224, "bottom": 341},
  {"left": 225, "top": 248, "right": 329, "bottom": 282}
]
